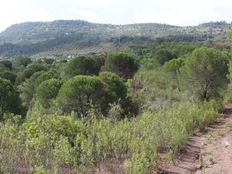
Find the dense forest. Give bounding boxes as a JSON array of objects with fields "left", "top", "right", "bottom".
[{"left": 0, "top": 21, "right": 232, "bottom": 173}]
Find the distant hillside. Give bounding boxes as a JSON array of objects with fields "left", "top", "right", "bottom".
[{"left": 0, "top": 20, "right": 229, "bottom": 58}]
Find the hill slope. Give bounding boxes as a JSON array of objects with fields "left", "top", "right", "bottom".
[{"left": 0, "top": 20, "right": 229, "bottom": 58}]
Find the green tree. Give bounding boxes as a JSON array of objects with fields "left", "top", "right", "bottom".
[
  {"left": 0, "top": 71, "right": 16, "bottom": 84},
  {"left": 0, "top": 64, "right": 8, "bottom": 72},
  {"left": 19, "top": 71, "right": 56, "bottom": 109},
  {"left": 164, "top": 58, "right": 183, "bottom": 75},
  {"left": 43, "top": 58, "right": 55, "bottom": 64},
  {"left": 164, "top": 57, "right": 184, "bottom": 90},
  {"left": 179, "top": 47, "right": 229, "bottom": 101},
  {"left": 15, "top": 57, "right": 32, "bottom": 70},
  {"left": 16, "top": 64, "right": 47, "bottom": 84},
  {"left": 99, "top": 72, "right": 127, "bottom": 103},
  {"left": 154, "top": 48, "right": 177, "bottom": 65},
  {"left": 63, "top": 56, "right": 103, "bottom": 78},
  {"left": 0, "top": 78, "right": 21, "bottom": 118},
  {"left": 102, "top": 53, "right": 139, "bottom": 79},
  {"left": 57, "top": 75, "right": 104, "bottom": 116},
  {"left": 0, "top": 60, "right": 12, "bottom": 70},
  {"left": 36, "top": 79, "right": 63, "bottom": 108},
  {"left": 34, "top": 71, "right": 55, "bottom": 88}
]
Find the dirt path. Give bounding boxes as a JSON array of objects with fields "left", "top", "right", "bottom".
[{"left": 160, "top": 104, "right": 232, "bottom": 174}]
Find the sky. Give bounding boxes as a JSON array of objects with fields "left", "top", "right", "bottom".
[{"left": 0, "top": 0, "right": 231, "bottom": 32}]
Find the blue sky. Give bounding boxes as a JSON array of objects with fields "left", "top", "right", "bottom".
[{"left": 0, "top": 0, "right": 231, "bottom": 32}]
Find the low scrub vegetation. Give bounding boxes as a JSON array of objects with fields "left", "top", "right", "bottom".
[{"left": 0, "top": 100, "right": 222, "bottom": 173}]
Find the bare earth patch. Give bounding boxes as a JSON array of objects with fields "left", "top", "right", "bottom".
[{"left": 160, "top": 104, "right": 232, "bottom": 174}]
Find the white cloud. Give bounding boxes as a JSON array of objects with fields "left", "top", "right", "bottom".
[{"left": 0, "top": 0, "right": 54, "bottom": 31}]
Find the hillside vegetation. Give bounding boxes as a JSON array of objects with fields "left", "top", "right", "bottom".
[{"left": 0, "top": 20, "right": 229, "bottom": 58}]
